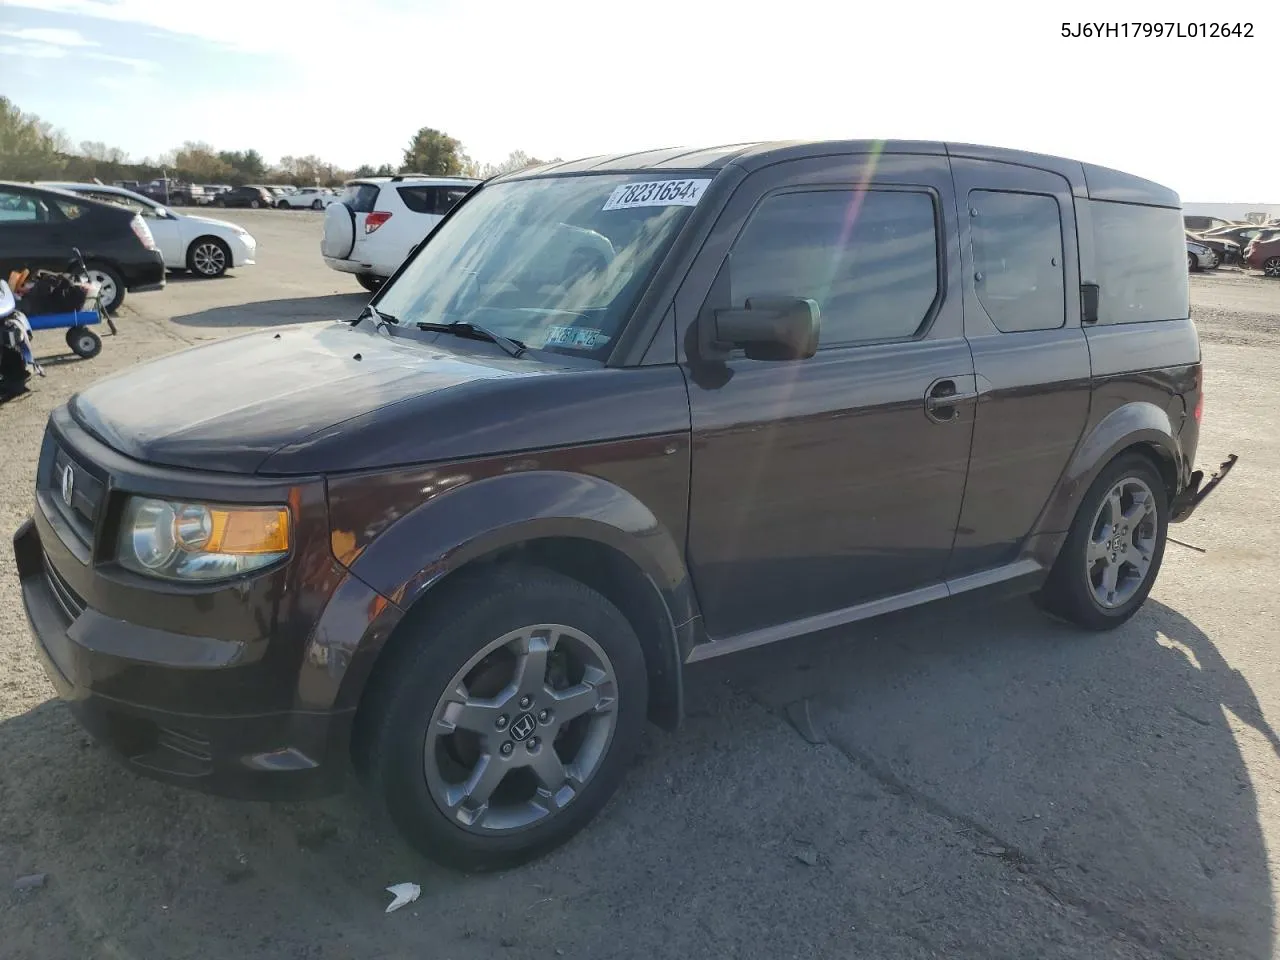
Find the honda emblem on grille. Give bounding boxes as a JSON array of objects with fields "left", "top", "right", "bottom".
[{"left": 60, "top": 465, "right": 75, "bottom": 508}]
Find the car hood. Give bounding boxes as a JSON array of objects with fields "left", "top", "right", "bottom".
[
  {"left": 69, "top": 321, "right": 566, "bottom": 474},
  {"left": 177, "top": 213, "right": 244, "bottom": 232}
]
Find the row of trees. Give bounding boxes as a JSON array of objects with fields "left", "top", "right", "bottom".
[{"left": 0, "top": 96, "right": 557, "bottom": 187}]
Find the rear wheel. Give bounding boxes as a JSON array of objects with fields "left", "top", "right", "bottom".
[
  {"left": 311, "top": 198, "right": 324, "bottom": 210},
  {"left": 1187, "top": 251, "right": 1197, "bottom": 272},
  {"left": 1264, "top": 256, "right": 1280, "bottom": 278},
  {"left": 356, "top": 273, "right": 384, "bottom": 293},
  {"left": 250, "top": 199, "right": 261, "bottom": 209},
  {"left": 1035, "top": 453, "right": 1168, "bottom": 630},
  {"left": 277, "top": 199, "right": 290, "bottom": 209},
  {"left": 85, "top": 262, "right": 125, "bottom": 313},
  {"left": 359, "top": 567, "right": 648, "bottom": 871}
]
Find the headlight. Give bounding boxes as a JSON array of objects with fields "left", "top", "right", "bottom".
[{"left": 117, "top": 497, "right": 290, "bottom": 581}]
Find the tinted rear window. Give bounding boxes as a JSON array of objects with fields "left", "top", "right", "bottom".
[
  {"left": 1090, "top": 201, "right": 1189, "bottom": 324},
  {"left": 397, "top": 185, "right": 472, "bottom": 216},
  {"left": 343, "top": 183, "right": 381, "bottom": 213}
]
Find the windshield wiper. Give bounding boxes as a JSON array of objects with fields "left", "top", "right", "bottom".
[
  {"left": 416, "top": 321, "right": 527, "bottom": 359},
  {"left": 356, "top": 302, "right": 398, "bottom": 330}
]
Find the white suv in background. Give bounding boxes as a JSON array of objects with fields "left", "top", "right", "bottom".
[{"left": 321, "top": 175, "right": 478, "bottom": 291}]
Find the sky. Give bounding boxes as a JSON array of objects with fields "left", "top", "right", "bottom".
[{"left": 1, "top": 0, "right": 1276, "bottom": 201}]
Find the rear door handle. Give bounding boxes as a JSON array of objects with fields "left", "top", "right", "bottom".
[{"left": 925, "top": 377, "right": 978, "bottom": 423}]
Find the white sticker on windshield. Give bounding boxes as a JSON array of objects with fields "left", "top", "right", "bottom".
[
  {"left": 602, "top": 179, "right": 711, "bottom": 211},
  {"left": 544, "top": 326, "right": 610, "bottom": 349}
]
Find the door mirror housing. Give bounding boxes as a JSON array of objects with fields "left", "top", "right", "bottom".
[{"left": 713, "top": 297, "right": 821, "bottom": 360}]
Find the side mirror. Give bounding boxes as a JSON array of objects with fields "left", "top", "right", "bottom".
[
  {"left": 1081, "top": 283, "right": 1100, "bottom": 325},
  {"left": 713, "top": 297, "right": 820, "bottom": 360}
]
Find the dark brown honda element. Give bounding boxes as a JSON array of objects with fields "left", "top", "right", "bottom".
[{"left": 15, "top": 140, "right": 1236, "bottom": 870}]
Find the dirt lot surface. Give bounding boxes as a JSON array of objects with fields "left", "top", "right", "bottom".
[{"left": 1, "top": 211, "right": 1277, "bottom": 959}]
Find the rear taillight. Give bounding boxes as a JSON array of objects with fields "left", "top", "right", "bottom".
[
  {"left": 130, "top": 214, "right": 157, "bottom": 250},
  {"left": 365, "top": 211, "right": 392, "bottom": 235},
  {"left": 1194, "top": 369, "right": 1204, "bottom": 423}
]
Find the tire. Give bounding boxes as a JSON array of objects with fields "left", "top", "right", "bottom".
[
  {"left": 85, "top": 262, "right": 125, "bottom": 313},
  {"left": 250, "top": 199, "right": 261, "bottom": 209},
  {"left": 1187, "top": 252, "right": 1197, "bottom": 272},
  {"left": 213, "top": 198, "right": 225, "bottom": 208},
  {"left": 1264, "top": 256, "right": 1280, "bottom": 278},
  {"left": 187, "top": 237, "right": 231, "bottom": 278},
  {"left": 66, "top": 326, "right": 101, "bottom": 359},
  {"left": 358, "top": 566, "right": 648, "bottom": 871},
  {"left": 1035, "top": 453, "right": 1169, "bottom": 631},
  {"left": 356, "top": 273, "right": 384, "bottom": 293},
  {"left": 277, "top": 199, "right": 290, "bottom": 209},
  {"left": 311, "top": 199, "right": 324, "bottom": 210}
]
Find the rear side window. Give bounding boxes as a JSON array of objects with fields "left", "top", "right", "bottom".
[
  {"left": 969, "top": 190, "right": 1065, "bottom": 333},
  {"left": 1090, "top": 200, "right": 1189, "bottom": 324},
  {"left": 53, "top": 199, "right": 86, "bottom": 220},
  {"left": 397, "top": 185, "right": 472, "bottom": 216},
  {"left": 728, "top": 188, "right": 940, "bottom": 347},
  {"left": 343, "top": 183, "right": 381, "bottom": 213}
]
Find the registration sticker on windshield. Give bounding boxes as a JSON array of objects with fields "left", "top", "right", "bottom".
[
  {"left": 544, "top": 326, "right": 610, "bottom": 349},
  {"left": 602, "top": 179, "right": 711, "bottom": 211}
]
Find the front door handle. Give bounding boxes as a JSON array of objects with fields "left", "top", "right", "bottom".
[{"left": 925, "top": 378, "right": 978, "bottom": 423}]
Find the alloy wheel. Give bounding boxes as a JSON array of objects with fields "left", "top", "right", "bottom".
[
  {"left": 88, "top": 270, "right": 117, "bottom": 310},
  {"left": 192, "top": 242, "right": 226, "bottom": 276},
  {"left": 1264, "top": 256, "right": 1280, "bottom": 278},
  {"left": 423, "top": 624, "right": 618, "bottom": 834},
  {"left": 1086, "top": 477, "right": 1159, "bottom": 609}
]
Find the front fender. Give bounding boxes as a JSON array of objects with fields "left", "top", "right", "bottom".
[
  {"left": 348, "top": 470, "right": 690, "bottom": 611},
  {"left": 316, "top": 469, "right": 699, "bottom": 716},
  {"left": 1028, "top": 400, "right": 1182, "bottom": 561}
]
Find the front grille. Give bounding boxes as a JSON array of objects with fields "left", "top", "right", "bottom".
[
  {"left": 45, "top": 440, "right": 106, "bottom": 547},
  {"left": 43, "top": 552, "right": 86, "bottom": 621}
]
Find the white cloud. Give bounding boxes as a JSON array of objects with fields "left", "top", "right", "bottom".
[
  {"left": 0, "top": 39, "right": 69, "bottom": 58},
  {"left": 0, "top": 25, "right": 96, "bottom": 46}
]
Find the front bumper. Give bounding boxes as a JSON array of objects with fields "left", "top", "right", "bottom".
[
  {"left": 229, "top": 234, "right": 257, "bottom": 267},
  {"left": 14, "top": 498, "right": 354, "bottom": 801}
]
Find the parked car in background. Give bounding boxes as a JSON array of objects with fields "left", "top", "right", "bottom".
[
  {"left": 277, "top": 187, "right": 337, "bottom": 210},
  {"left": 1244, "top": 233, "right": 1280, "bottom": 277},
  {"left": 196, "top": 185, "right": 231, "bottom": 206},
  {"left": 1187, "top": 238, "right": 1215, "bottom": 271},
  {"left": 321, "top": 175, "right": 479, "bottom": 291},
  {"left": 1183, "top": 215, "right": 1236, "bottom": 232},
  {"left": 1188, "top": 233, "right": 1240, "bottom": 265},
  {"left": 41, "top": 183, "right": 256, "bottom": 279},
  {"left": 1201, "top": 223, "right": 1278, "bottom": 252},
  {"left": 0, "top": 181, "right": 164, "bottom": 312},
  {"left": 213, "top": 185, "right": 275, "bottom": 209},
  {"left": 139, "top": 179, "right": 207, "bottom": 206},
  {"left": 14, "top": 140, "right": 1234, "bottom": 871}
]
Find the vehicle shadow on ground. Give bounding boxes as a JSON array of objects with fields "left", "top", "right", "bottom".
[
  {"left": 169, "top": 292, "right": 369, "bottom": 328},
  {"left": 0, "top": 595, "right": 1271, "bottom": 960}
]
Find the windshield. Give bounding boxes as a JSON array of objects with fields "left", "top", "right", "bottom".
[{"left": 374, "top": 173, "right": 709, "bottom": 360}]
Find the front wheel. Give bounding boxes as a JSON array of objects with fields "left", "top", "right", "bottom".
[
  {"left": 277, "top": 199, "right": 290, "bottom": 209},
  {"left": 311, "top": 199, "right": 324, "bottom": 210},
  {"left": 356, "top": 273, "right": 384, "bottom": 293},
  {"left": 1035, "top": 454, "right": 1168, "bottom": 630},
  {"left": 1263, "top": 256, "right": 1280, "bottom": 278},
  {"left": 1187, "top": 252, "right": 1197, "bottom": 272},
  {"left": 358, "top": 567, "right": 648, "bottom": 871},
  {"left": 66, "top": 326, "right": 101, "bottom": 359},
  {"left": 187, "top": 238, "right": 230, "bottom": 278},
  {"left": 250, "top": 199, "right": 261, "bottom": 209}
]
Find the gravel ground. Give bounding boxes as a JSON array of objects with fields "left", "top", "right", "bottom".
[{"left": 1, "top": 212, "right": 1277, "bottom": 959}]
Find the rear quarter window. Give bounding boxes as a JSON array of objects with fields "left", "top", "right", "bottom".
[
  {"left": 1090, "top": 201, "right": 1189, "bottom": 324},
  {"left": 343, "top": 183, "right": 381, "bottom": 213},
  {"left": 397, "top": 185, "right": 472, "bottom": 216}
]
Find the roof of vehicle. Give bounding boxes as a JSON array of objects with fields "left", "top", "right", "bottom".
[
  {"left": 0, "top": 179, "right": 138, "bottom": 217},
  {"left": 38, "top": 181, "right": 156, "bottom": 201},
  {"left": 498, "top": 140, "right": 1180, "bottom": 207},
  {"left": 346, "top": 175, "right": 480, "bottom": 187}
]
